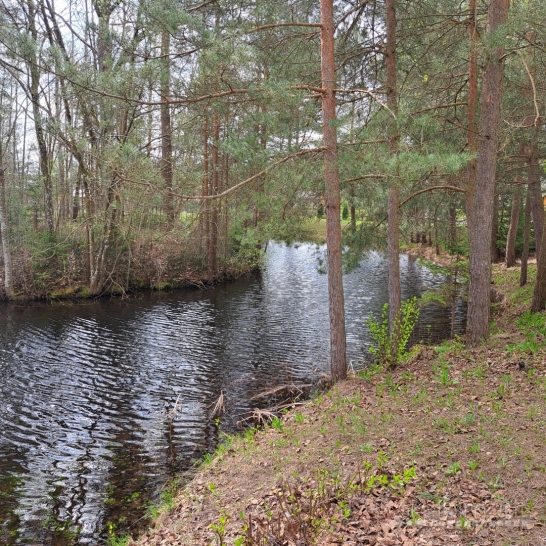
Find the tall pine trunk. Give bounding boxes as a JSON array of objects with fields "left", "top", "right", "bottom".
[
  {"left": 466, "top": 0, "right": 509, "bottom": 346},
  {"left": 321, "top": 0, "right": 347, "bottom": 380},
  {"left": 527, "top": 133, "right": 543, "bottom": 258},
  {"left": 520, "top": 191, "right": 530, "bottom": 286},
  {"left": 206, "top": 111, "right": 220, "bottom": 284},
  {"left": 202, "top": 113, "right": 209, "bottom": 259},
  {"left": 466, "top": 0, "right": 478, "bottom": 239},
  {"left": 386, "top": 0, "right": 401, "bottom": 331},
  {"left": 160, "top": 29, "right": 174, "bottom": 226}
]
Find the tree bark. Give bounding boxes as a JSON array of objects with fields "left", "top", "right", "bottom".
[
  {"left": 465, "top": 0, "right": 478, "bottom": 239},
  {"left": 527, "top": 134, "right": 544, "bottom": 258},
  {"left": 466, "top": 0, "right": 509, "bottom": 346},
  {"left": 202, "top": 112, "right": 209, "bottom": 256},
  {"left": 0, "top": 159, "right": 14, "bottom": 299},
  {"left": 520, "top": 191, "right": 530, "bottom": 286},
  {"left": 449, "top": 203, "right": 457, "bottom": 249},
  {"left": 386, "top": 0, "right": 401, "bottom": 332},
  {"left": 160, "top": 29, "right": 175, "bottom": 225},
  {"left": 28, "top": 0, "right": 55, "bottom": 235},
  {"left": 321, "top": 0, "right": 347, "bottom": 380},
  {"left": 531, "top": 205, "right": 546, "bottom": 311},
  {"left": 505, "top": 187, "right": 521, "bottom": 267},
  {"left": 350, "top": 185, "right": 356, "bottom": 231},
  {"left": 206, "top": 110, "right": 220, "bottom": 284},
  {"left": 491, "top": 193, "right": 499, "bottom": 262}
]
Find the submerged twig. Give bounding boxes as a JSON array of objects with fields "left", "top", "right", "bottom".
[{"left": 210, "top": 391, "right": 225, "bottom": 418}]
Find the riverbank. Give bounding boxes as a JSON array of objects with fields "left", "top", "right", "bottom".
[
  {"left": 0, "top": 250, "right": 262, "bottom": 302},
  {"left": 127, "top": 263, "right": 546, "bottom": 546}
]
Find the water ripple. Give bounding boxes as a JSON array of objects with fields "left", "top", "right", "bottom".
[{"left": 0, "top": 244, "right": 465, "bottom": 544}]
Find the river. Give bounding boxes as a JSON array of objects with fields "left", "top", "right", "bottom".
[{"left": 0, "top": 242, "right": 465, "bottom": 544}]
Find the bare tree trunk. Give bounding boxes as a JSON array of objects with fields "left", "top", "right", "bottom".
[
  {"left": 0, "top": 159, "right": 14, "bottom": 299},
  {"left": 520, "top": 191, "right": 530, "bottom": 286},
  {"left": 202, "top": 112, "right": 209, "bottom": 257},
  {"left": 28, "top": 0, "right": 55, "bottom": 235},
  {"left": 160, "top": 29, "right": 174, "bottom": 225},
  {"left": 527, "top": 134, "right": 544, "bottom": 258},
  {"left": 221, "top": 146, "right": 229, "bottom": 260},
  {"left": 72, "top": 171, "right": 81, "bottom": 220},
  {"left": 321, "top": 0, "right": 346, "bottom": 380},
  {"left": 206, "top": 110, "right": 219, "bottom": 284},
  {"left": 386, "top": 0, "right": 401, "bottom": 332},
  {"left": 449, "top": 203, "right": 457, "bottom": 249},
  {"left": 531, "top": 205, "right": 546, "bottom": 311},
  {"left": 505, "top": 187, "right": 521, "bottom": 267},
  {"left": 350, "top": 185, "right": 356, "bottom": 231},
  {"left": 466, "top": 0, "right": 509, "bottom": 346},
  {"left": 466, "top": 0, "right": 478, "bottom": 239}
]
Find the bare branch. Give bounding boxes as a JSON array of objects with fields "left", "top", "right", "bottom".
[
  {"left": 515, "top": 49, "right": 540, "bottom": 127},
  {"left": 343, "top": 174, "right": 387, "bottom": 183},
  {"left": 399, "top": 185, "right": 466, "bottom": 208},
  {"left": 412, "top": 102, "right": 468, "bottom": 115},
  {"left": 175, "top": 147, "right": 327, "bottom": 201},
  {"left": 336, "top": 88, "right": 396, "bottom": 118},
  {"left": 246, "top": 22, "right": 323, "bottom": 33}
]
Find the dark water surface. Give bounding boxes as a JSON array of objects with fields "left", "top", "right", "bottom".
[{"left": 0, "top": 243, "right": 465, "bottom": 544}]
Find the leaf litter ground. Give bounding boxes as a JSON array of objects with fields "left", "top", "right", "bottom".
[{"left": 132, "top": 264, "right": 546, "bottom": 546}]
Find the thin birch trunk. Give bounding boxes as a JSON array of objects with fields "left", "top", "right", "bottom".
[{"left": 0, "top": 159, "right": 14, "bottom": 299}]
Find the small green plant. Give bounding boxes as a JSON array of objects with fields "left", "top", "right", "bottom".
[
  {"left": 468, "top": 460, "right": 478, "bottom": 471},
  {"left": 210, "top": 514, "right": 228, "bottom": 545},
  {"left": 366, "top": 298, "right": 420, "bottom": 369},
  {"left": 107, "top": 533, "right": 131, "bottom": 546},
  {"left": 107, "top": 531, "right": 131, "bottom": 546},
  {"left": 271, "top": 416, "right": 283, "bottom": 431},
  {"left": 409, "top": 508, "right": 420, "bottom": 525},
  {"left": 294, "top": 412, "right": 304, "bottom": 424},
  {"left": 358, "top": 362, "right": 382, "bottom": 381},
  {"left": 457, "top": 515, "right": 472, "bottom": 530},
  {"left": 465, "top": 363, "right": 486, "bottom": 379},
  {"left": 147, "top": 479, "right": 180, "bottom": 520},
  {"left": 432, "top": 360, "right": 454, "bottom": 386},
  {"left": 446, "top": 462, "right": 461, "bottom": 475},
  {"left": 524, "top": 499, "right": 535, "bottom": 514},
  {"left": 244, "top": 427, "right": 257, "bottom": 442}
]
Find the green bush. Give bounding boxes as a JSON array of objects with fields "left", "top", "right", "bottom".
[{"left": 366, "top": 298, "right": 420, "bottom": 369}]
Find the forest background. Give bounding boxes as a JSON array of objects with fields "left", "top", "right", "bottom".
[{"left": 0, "top": 0, "right": 545, "bottom": 378}]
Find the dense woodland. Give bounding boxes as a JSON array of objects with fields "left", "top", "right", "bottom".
[{"left": 0, "top": 0, "right": 546, "bottom": 376}]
